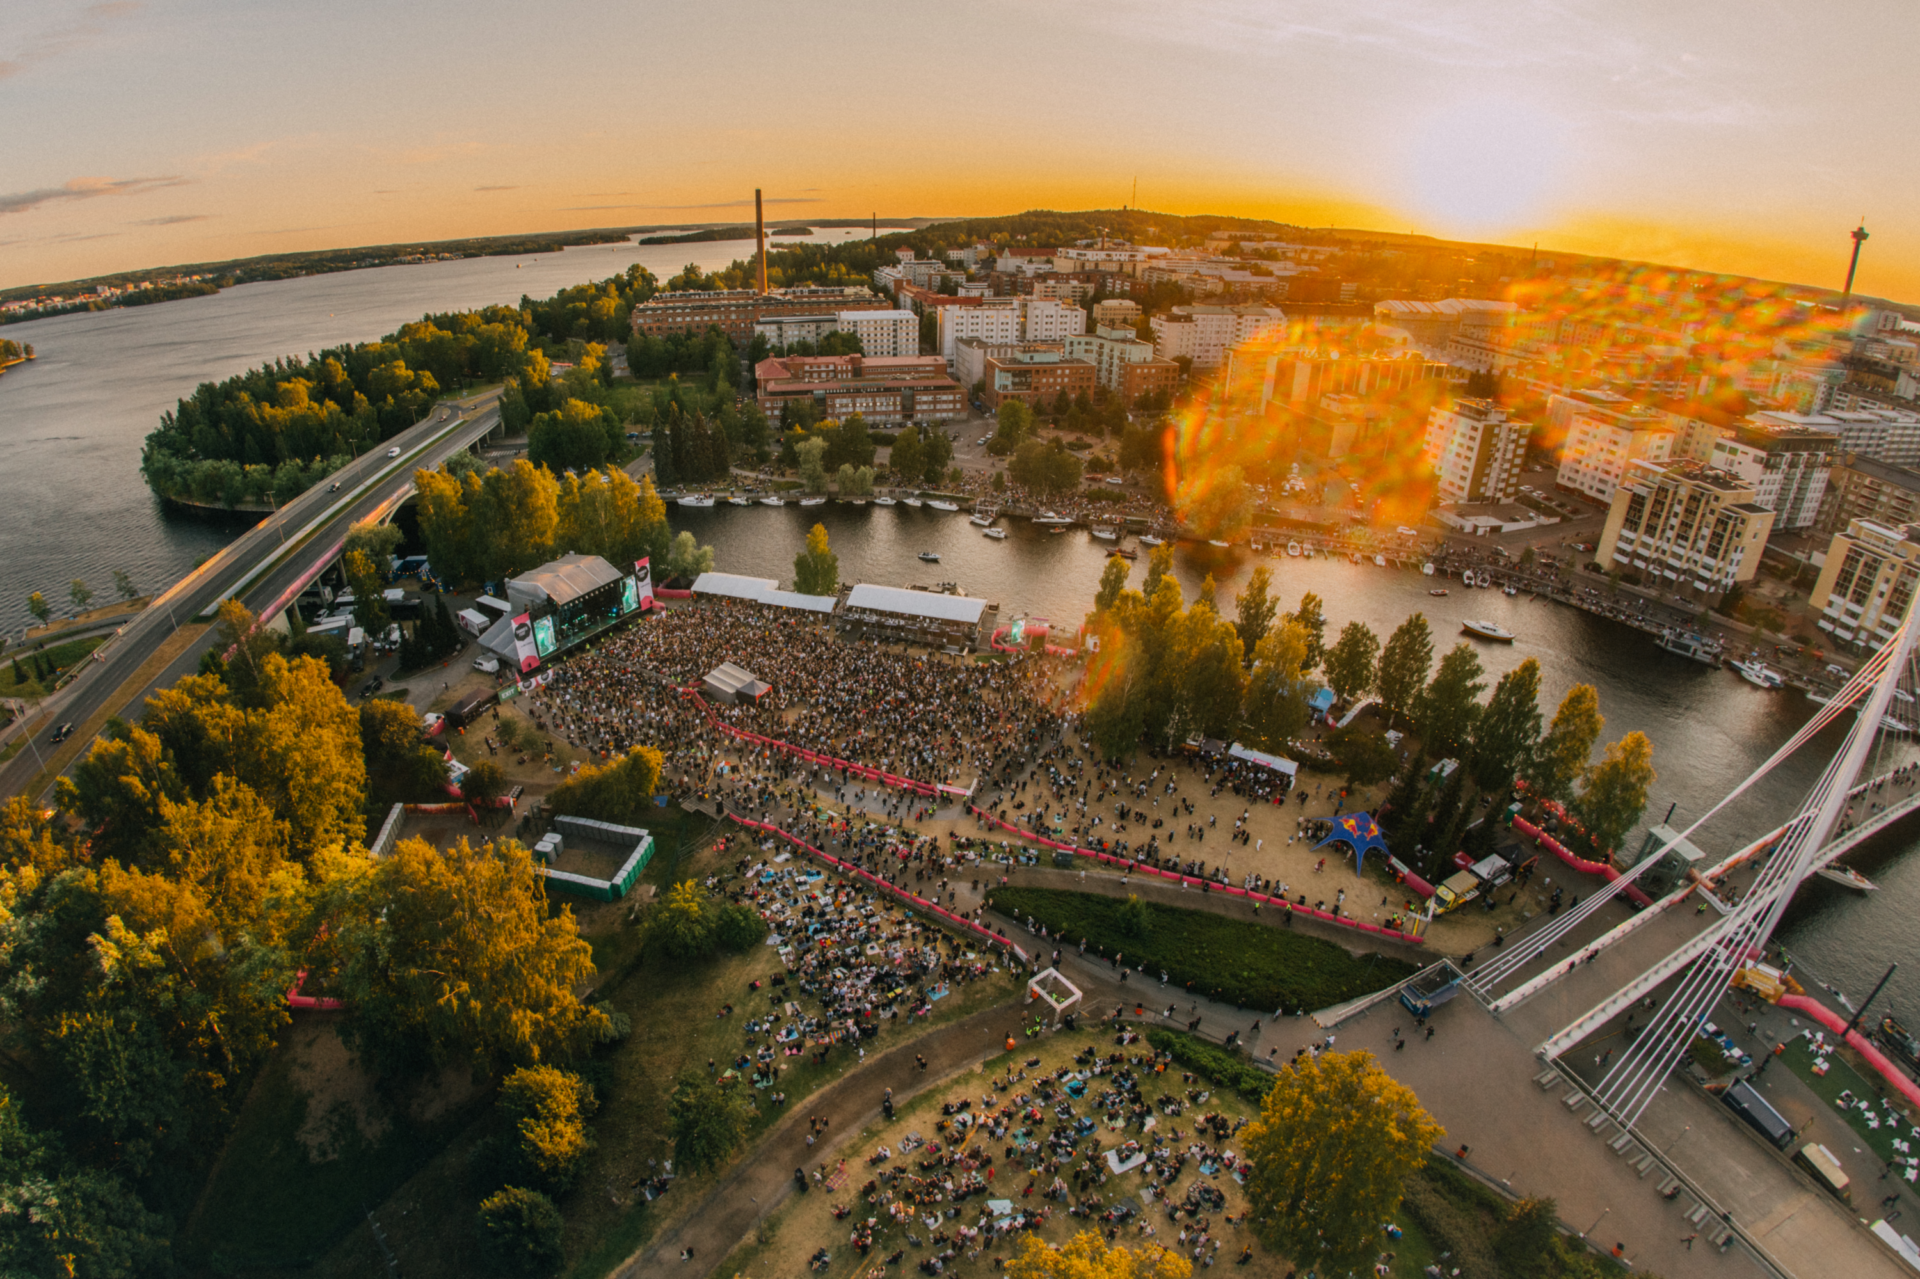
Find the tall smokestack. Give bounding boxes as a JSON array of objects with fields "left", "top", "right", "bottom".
[
  {"left": 1841, "top": 222, "right": 1869, "bottom": 313},
  {"left": 755, "top": 189, "right": 767, "bottom": 294},
  {"left": 871, "top": 212, "right": 876, "bottom": 241}
]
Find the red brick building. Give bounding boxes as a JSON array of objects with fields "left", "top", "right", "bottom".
[
  {"left": 753, "top": 355, "right": 965, "bottom": 425},
  {"left": 631, "top": 287, "right": 888, "bottom": 340},
  {"left": 981, "top": 351, "right": 1097, "bottom": 411}
]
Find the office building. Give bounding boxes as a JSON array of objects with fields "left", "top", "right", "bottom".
[
  {"left": 1150, "top": 305, "right": 1286, "bottom": 370},
  {"left": 1597, "top": 461, "right": 1775, "bottom": 595},
  {"left": 753, "top": 354, "right": 964, "bottom": 425},
  {"left": 632, "top": 287, "right": 886, "bottom": 341},
  {"left": 1810, "top": 518, "right": 1920, "bottom": 651},
  {"left": 981, "top": 349, "right": 1097, "bottom": 412},
  {"left": 1423, "top": 398, "right": 1528, "bottom": 505},
  {"left": 1091, "top": 298, "right": 1142, "bottom": 330},
  {"left": 1554, "top": 395, "right": 1675, "bottom": 503}
]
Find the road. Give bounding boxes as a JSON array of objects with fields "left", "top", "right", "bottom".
[{"left": 0, "top": 393, "right": 503, "bottom": 801}]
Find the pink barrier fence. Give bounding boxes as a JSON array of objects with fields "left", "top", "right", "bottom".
[
  {"left": 1776, "top": 992, "right": 1920, "bottom": 1113},
  {"left": 286, "top": 968, "right": 343, "bottom": 1011},
  {"left": 967, "top": 804, "right": 1423, "bottom": 945},
  {"left": 654, "top": 588, "right": 694, "bottom": 600},
  {"left": 728, "top": 813, "right": 1029, "bottom": 964},
  {"left": 682, "top": 687, "right": 970, "bottom": 798},
  {"left": 1513, "top": 816, "right": 1654, "bottom": 909},
  {"left": 989, "top": 626, "right": 1077, "bottom": 658}
]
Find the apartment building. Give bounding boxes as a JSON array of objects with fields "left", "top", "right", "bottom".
[
  {"left": 1597, "top": 461, "right": 1775, "bottom": 595},
  {"left": 753, "top": 355, "right": 964, "bottom": 425},
  {"left": 1423, "top": 398, "right": 1528, "bottom": 505},
  {"left": 1705, "top": 418, "right": 1837, "bottom": 531},
  {"left": 981, "top": 349, "right": 1097, "bottom": 412},
  {"left": 1815, "top": 454, "right": 1920, "bottom": 535},
  {"left": 1226, "top": 350, "right": 1451, "bottom": 416},
  {"left": 1553, "top": 394, "right": 1675, "bottom": 503},
  {"left": 954, "top": 339, "right": 1062, "bottom": 394},
  {"left": 832, "top": 309, "right": 918, "bottom": 358},
  {"left": 1810, "top": 518, "right": 1920, "bottom": 651},
  {"left": 632, "top": 287, "right": 886, "bottom": 340},
  {"left": 1753, "top": 407, "right": 1920, "bottom": 470},
  {"left": 1091, "top": 298, "right": 1142, "bottom": 330},
  {"left": 1150, "top": 304, "right": 1286, "bottom": 370},
  {"left": 1064, "top": 326, "right": 1181, "bottom": 401},
  {"left": 934, "top": 297, "right": 1086, "bottom": 368}
]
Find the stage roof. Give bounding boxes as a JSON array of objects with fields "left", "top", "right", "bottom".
[
  {"left": 845, "top": 583, "right": 987, "bottom": 624},
  {"left": 511, "top": 554, "right": 624, "bottom": 608}
]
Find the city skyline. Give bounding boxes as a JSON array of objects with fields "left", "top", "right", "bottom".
[{"left": 4, "top": 0, "right": 1917, "bottom": 299}]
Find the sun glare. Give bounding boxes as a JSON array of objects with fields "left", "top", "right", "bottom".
[{"left": 1398, "top": 96, "right": 1566, "bottom": 237}]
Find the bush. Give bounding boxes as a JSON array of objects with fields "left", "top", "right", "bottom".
[
  {"left": 714, "top": 901, "right": 769, "bottom": 952},
  {"left": 477, "top": 1186, "right": 564, "bottom": 1275},
  {"left": 988, "top": 887, "right": 1415, "bottom": 1013},
  {"left": 1146, "top": 1029, "right": 1273, "bottom": 1104}
]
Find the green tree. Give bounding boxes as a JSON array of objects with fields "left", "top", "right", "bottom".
[
  {"left": 1284, "top": 591, "right": 1327, "bottom": 673},
  {"left": 1375, "top": 614, "right": 1433, "bottom": 728},
  {"left": 548, "top": 746, "right": 663, "bottom": 826},
  {"left": 0, "top": 1085, "right": 170, "bottom": 1279},
  {"left": 1327, "top": 724, "right": 1399, "bottom": 789},
  {"left": 918, "top": 427, "right": 954, "bottom": 486},
  {"left": 1241, "top": 622, "right": 1313, "bottom": 753},
  {"left": 498, "top": 1065, "right": 597, "bottom": 1192},
  {"left": 112, "top": 570, "right": 138, "bottom": 603},
  {"left": 1170, "top": 606, "right": 1245, "bottom": 743},
  {"left": 463, "top": 759, "right": 507, "bottom": 811},
  {"left": 1418, "top": 642, "right": 1486, "bottom": 761},
  {"left": 1526, "top": 684, "right": 1604, "bottom": 804},
  {"left": 835, "top": 462, "right": 876, "bottom": 497},
  {"left": 991, "top": 400, "right": 1032, "bottom": 455},
  {"left": 1233, "top": 565, "right": 1277, "bottom": 658},
  {"left": 69, "top": 579, "right": 93, "bottom": 615},
  {"left": 1323, "top": 620, "right": 1380, "bottom": 704},
  {"left": 1093, "top": 558, "right": 1130, "bottom": 616},
  {"left": 360, "top": 700, "right": 451, "bottom": 806},
  {"left": 1495, "top": 1196, "right": 1560, "bottom": 1274},
  {"left": 342, "top": 548, "right": 391, "bottom": 635},
  {"left": 1575, "top": 731, "right": 1655, "bottom": 859},
  {"left": 668, "top": 1071, "right": 752, "bottom": 1173},
  {"left": 1177, "top": 464, "right": 1252, "bottom": 541},
  {"left": 477, "top": 1186, "right": 564, "bottom": 1274},
  {"left": 890, "top": 424, "right": 925, "bottom": 483},
  {"left": 665, "top": 529, "right": 715, "bottom": 581},
  {"left": 26, "top": 591, "right": 50, "bottom": 626},
  {"left": 793, "top": 522, "right": 838, "bottom": 596},
  {"left": 653, "top": 879, "right": 717, "bottom": 959},
  {"left": 796, "top": 435, "right": 829, "bottom": 492},
  {"left": 1243, "top": 1052, "right": 1445, "bottom": 1276},
  {"left": 1142, "top": 542, "right": 1175, "bottom": 601},
  {"left": 1471, "top": 657, "right": 1543, "bottom": 792}
]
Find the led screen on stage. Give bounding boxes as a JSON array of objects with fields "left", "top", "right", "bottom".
[
  {"left": 620, "top": 576, "right": 639, "bottom": 614},
  {"left": 533, "top": 615, "right": 557, "bottom": 656}
]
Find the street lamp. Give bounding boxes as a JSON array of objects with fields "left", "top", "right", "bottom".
[
  {"left": 1664, "top": 1124, "right": 1690, "bottom": 1155},
  {"left": 1579, "top": 1207, "right": 1609, "bottom": 1240}
]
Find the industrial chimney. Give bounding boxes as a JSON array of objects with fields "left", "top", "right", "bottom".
[{"left": 755, "top": 188, "right": 767, "bottom": 295}]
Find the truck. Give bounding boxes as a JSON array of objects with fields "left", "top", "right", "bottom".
[
  {"left": 1720, "top": 1078, "right": 1794, "bottom": 1151},
  {"left": 1795, "top": 1141, "right": 1851, "bottom": 1202},
  {"left": 445, "top": 691, "right": 495, "bottom": 730},
  {"left": 1398, "top": 965, "right": 1463, "bottom": 1018}
]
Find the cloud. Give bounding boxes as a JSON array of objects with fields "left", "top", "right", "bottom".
[
  {"left": 559, "top": 197, "right": 825, "bottom": 211},
  {"left": 0, "top": 2, "right": 142, "bottom": 79},
  {"left": 0, "top": 175, "right": 189, "bottom": 217},
  {"left": 133, "top": 213, "right": 210, "bottom": 226}
]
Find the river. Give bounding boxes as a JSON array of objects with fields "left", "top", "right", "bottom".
[{"left": 2, "top": 230, "right": 1913, "bottom": 1028}]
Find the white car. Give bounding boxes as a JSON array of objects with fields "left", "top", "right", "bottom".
[
  {"left": 386, "top": 446, "right": 401, "bottom": 458},
  {"left": 473, "top": 656, "right": 501, "bottom": 674},
  {"left": 1106, "top": 476, "right": 1124, "bottom": 485}
]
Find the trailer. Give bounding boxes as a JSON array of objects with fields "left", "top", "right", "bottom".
[{"left": 1399, "top": 964, "right": 1464, "bottom": 1018}]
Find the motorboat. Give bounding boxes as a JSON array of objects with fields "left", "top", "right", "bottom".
[
  {"left": 918, "top": 551, "right": 941, "bottom": 562},
  {"left": 677, "top": 494, "right": 715, "bottom": 508},
  {"left": 758, "top": 495, "right": 786, "bottom": 507},
  {"left": 1815, "top": 865, "right": 1879, "bottom": 892},
  {"left": 970, "top": 508, "right": 996, "bottom": 526},
  {"left": 927, "top": 500, "right": 959, "bottom": 512},
  {"left": 1731, "top": 660, "right": 1785, "bottom": 689},
  {"left": 799, "top": 496, "right": 826, "bottom": 507},
  {"left": 1461, "top": 620, "right": 1516, "bottom": 643},
  {"left": 983, "top": 527, "right": 1008, "bottom": 540},
  {"left": 1657, "top": 630, "right": 1722, "bottom": 665},
  {"left": 874, "top": 496, "right": 897, "bottom": 507},
  {"left": 1302, "top": 545, "right": 1314, "bottom": 558},
  {"left": 1050, "top": 527, "right": 1067, "bottom": 535},
  {"left": 903, "top": 496, "right": 925, "bottom": 508},
  {"left": 1208, "top": 539, "right": 1231, "bottom": 548},
  {"left": 1502, "top": 586, "right": 1519, "bottom": 597},
  {"left": 1876, "top": 1015, "right": 1920, "bottom": 1072},
  {"left": 842, "top": 497, "right": 867, "bottom": 505},
  {"left": 1373, "top": 554, "right": 1387, "bottom": 567},
  {"left": 1422, "top": 562, "right": 1435, "bottom": 576},
  {"left": 1250, "top": 541, "right": 1262, "bottom": 552},
  {"left": 1091, "top": 527, "right": 1119, "bottom": 541},
  {"left": 1032, "top": 512, "right": 1073, "bottom": 525},
  {"left": 1138, "top": 534, "right": 1164, "bottom": 546},
  {"left": 1106, "top": 545, "right": 1137, "bottom": 560},
  {"left": 1287, "top": 542, "right": 1301, "bottom": 557},
  {"left": 1429, "top": 589, "right": 1449, "bottom": 597},
  {"left": 728, "top": 496, "right": 752, "bottom": 506}
]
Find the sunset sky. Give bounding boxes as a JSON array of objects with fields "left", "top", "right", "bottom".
[{"left": 5, "top": 0, "right": 1916, "bottom": 299}]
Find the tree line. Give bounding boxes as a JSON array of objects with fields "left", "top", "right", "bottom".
[{"left": 1081, "top": 558, "right": 1654, "bottom": 876}]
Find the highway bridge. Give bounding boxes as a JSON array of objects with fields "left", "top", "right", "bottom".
[{"left": 0, "top": 392, "right": 505, "bottom": 803}]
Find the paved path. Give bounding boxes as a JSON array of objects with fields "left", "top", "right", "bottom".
[{"left": 616, "top": 1000, "right": 1022, "bottom": 1278}]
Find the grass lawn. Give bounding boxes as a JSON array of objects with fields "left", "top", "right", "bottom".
[
  {"left": 1, "top": 633, "right": 108, "bottom": 699},
  {"left": 988, "top": 887, "right": 1417, "bottom": 1014},
  {"left": 1778, "top": 1035, "right": 1920, "bottom": 1167}
]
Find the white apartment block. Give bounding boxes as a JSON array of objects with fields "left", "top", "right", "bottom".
[
  {"left": 1065, "top": 326, "right": 1157, "bottom": 392},
  {"left": 1091, "top": 299, "right": 1142, "bottom": 330},
  {"left": 1020, "top": 296, "right": 1087, "bottom": 344},
  {"left": 753, "top": 314, "right": 837, "bottom": 350},
  {"left": 938, "top": 301, "right": 1021, "bottom": 367},
  {"left": 872, "top": 257, "right": 948, "bottom": 293},
  {"left": 1555, "top": 398, "right": 1675, "bottom": 503},
  {"left": 954, "top": 339, "right": 1061, "bottom": 392},
  {"left": 1150, "top": 305, "right": 1286, "bottom": 370},
  {"left": 1753, "top": 407, "right": 1920, "bottom": 470},
  {"left": 1811, "top": 518, "right": 1920, "bottom": 651},
  {"left": 1706, "top": 418, "right": 1837, "bottom": 531},
  {"left": 834, "top": 310, "right": 918, "bottom": 358},
  {"left": 1598, "top": 461, "right": 1774, "bottom": 594},
  {"left": 1423, "top": 399, "right": 1527, "bottom": 505}
]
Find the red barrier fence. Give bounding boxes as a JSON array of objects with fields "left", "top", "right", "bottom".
[
  {"left": 728, "top": 812, "right": 1029, "bottom": 964},
  {"left": 286, "top": 968, "right": 343, "bottom": 1011},
  {"left": 1777, "top": 992, "right": 1920, "bottom": 1113},
  {"left": 682, "top": 687, "right": 971, "bottom": 798},
  {"left": 967, "top": 804, "right": 1423, "bottom": 945},
  {"left": 1513, "top": 816, "right": 1654, "bottom": 909}
]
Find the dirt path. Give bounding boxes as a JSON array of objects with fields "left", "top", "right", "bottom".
[{"left": 614, "top": 997, "right": 1024, "bottom": 1278}]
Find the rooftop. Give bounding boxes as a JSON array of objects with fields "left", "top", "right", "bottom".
[
  {"left": 512, "top": 554, "right": 625, "bottom": 607},
  {"left": 844, "top": 584, "right": 988, "bottom": 625}
]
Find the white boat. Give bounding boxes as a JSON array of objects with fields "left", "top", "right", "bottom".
[
  {"left": 1502, "top": 585, "right": 1519, "bottom": 597},
  {"left": 1091, "top": 527, "right": 1119, "bottom": 541},
  {"left": 1207, "top": 539, "right": 1231, "bottom": 548},
  {"left": 903, "top": 496, "right": 924, "bottom": 508},
  {"left": 1032, "top": 512, "right": 1073, "bottom": 525},
  {"left": 677, "top": 494, "right": 715, "bottom": 508},
  {"left": 842, "top": 497, "right": 867, "bottom": 505},
  {"left": 1658, "top": 630, "right": 1722, "bottom": 665},
  {"left": 983, "top": 527, "right": 1008, "bottom": 540},
  {"left": 1250, "top": 542, "right": 1262, "bottom": 552},
  {"left": 728, "top": 496, "right": 752, "bottom": 507},
  {"left": 970, "top": 513, "right": 994, "bottom": 527},
  {"left": 1461, "top": 620, "right": 1516, "bottom": 643},
  {"left": 1138, "top": 534, "right": 1164, "bottom": 546},
  {"left": 759, "top": 495, "right": 786, "bottom": 507},
  {"left": 927, "top": 500, "right": 959, "bottom": 512},
  {"left": 1287, "top": 542, "right": 1301, "bottom": 557},
  {"left": 1816, "top": 865, "right": 1879, "bottom": 892},
  {"left": 799, "top": 496, "right": 826, "bottom": 507},
  {"left": 874, "top": 495, "right": 897, "bottom": 507},
  {"left": 1429, "top": 588, "right": 1449, "bottom": 597},
  {"left": 1373, "top": 554, "right": 1387, "bottom": 567},
  {"left": 918, "top": 551, "right": 941, "bottom": 562},
  {"left": 1303, "top": 545, "right": 1314, "bottom": 558},
  {"left": 1732, "top": 660, "right": 1785, "bottom": 689},
  {"left": 1422, "top": 562, "right": 1435, "bottom": 576}
]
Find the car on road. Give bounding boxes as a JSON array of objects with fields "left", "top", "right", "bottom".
[
  {"left": 977, "top": 437, "right": 990, "bottom": 446},
  {"left": 328, "top": 481, "right": 340, "bottom": 492},
  {"left": 358, "top": 676, "right": 384, "bottom": 698},
  {"left": 386, "top": 446, "right": 401, "bottom": 458},
  {"left": 1570, "top": 541, "right": 1595, "bottom": 553},
  {"left": 48, "top": 722, "right": 74, "bottom": 744},
  {"left": 473, "top": 656, "right": 501, "bottom": 674}
]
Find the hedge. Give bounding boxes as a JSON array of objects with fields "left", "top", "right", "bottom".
[
  {"left": 1146, "top": 1029, "right": 1273, "bottom": 1104},
  {"left": 990, "top": 887, "right": 1416, "bottom": 1014}
]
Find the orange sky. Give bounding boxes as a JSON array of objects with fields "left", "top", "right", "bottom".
[{"left": 5, "top": 1, "right": 1915, "bottom": 300}]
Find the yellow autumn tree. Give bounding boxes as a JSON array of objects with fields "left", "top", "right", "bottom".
[
  {"left": 499, "top": 1064, "right": 597, "bottom": 1190},
  {"left": 1241, "top": 1050, "right": 1444, "bottom": 1275},
  {"left": 1006, "top": 1232, "right": 1191, "bottom": 1279}
]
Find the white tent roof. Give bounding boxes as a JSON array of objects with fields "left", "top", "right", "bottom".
[
  {"left": 692, "top": 572, "right": 835, "bottom": 613},
  {"left": 845, "top": 583, "right": 987, "bottom": 624},
  {"left": 1228, "top": 743, "right": 1298, "bottom": 777}
]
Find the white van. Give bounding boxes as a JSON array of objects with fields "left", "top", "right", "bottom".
[{"left": 473, "top": 656, "right": 501, "bottom": 674}]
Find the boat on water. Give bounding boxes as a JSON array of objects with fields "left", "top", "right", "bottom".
[
  {"left": 983, "top": 527, "right": 1008, "bottom": 540},
  {"left": 799, "top": 496, "right": 826, "bottom": 507},
  {"left": 873, "top": 495, "right": 897, "bottom": 506},
  {"left": 1106, "top": 545, "right": 1137, "bottom": 560},
  {"left": 1050, "top": 527, "right": 1067, "bottom": 536},
  {"left": 1816, "top": 865, "right": 1879, "bottom": 892},
  {"left": 1373, "top": 554, "right": 1387, "bottom": 567},
  {"left": 1138, "top": 533, "right": 1164, "bottom": 546},
  {"left": 1502, "top": 585, "right": 1519, "bottom": 597},
  {"left": 903, "top": 496, "right": 924, "bottom": 508},
  {"left": 918, "top": 551, "right": 940, "bottom": 562},
  {"left": 1422, "top": 562, "right": 1435, "bottom": 576},
  {"left": 1429, "top": 588, "right": 1449, "bottom": 597},
  {"left": 677, "top": 494, "right": 715, "bottom": 508},
  {"left": 1875, "top": 1015, "right": 1920, "bottom": 1072},
  {"left": 842, "top": 497, "right": 867, "bottom": 505},
  {"left": 758, "top": 495, "right": 786, "bottom": 507},
  {"left": 1657, "top": 630, "right": 1721, "bottom": 665},
  {"left": 728, "top": 496, "right": 752, "bottom": 507},
  {"left": 1208, "top": 539, "right": 1231, "bottom": 548},
  {"left": 970, "top": 512, "right": 995, "bottom": 527},
  {"left": 1091, "top": 527, "right": 1119, "bottom": 541},
  {"left": 1287, "top": 542, "right": 1301, "bottom": 557},
  {"left": 1731, "top": 660, "right": 1785, "bottom": 689},
  {"left": 1250, "top": 541, "right": 1262, "bottom": 552},
  {"left": 927, "top": 500, "right": 959, "bottom": 512},
  {"left": 1302, "top": 545, "right": 1314, "bottom": 558},
  {"left": 1032, "top": 512, "right": 1073, "bottom": 525},
  {"left": 1461, "top": 620, "right": 1516, "bottom": 643}
]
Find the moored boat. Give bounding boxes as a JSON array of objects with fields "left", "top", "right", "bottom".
[
  {"left": 1732, "top": 660, "right": 1785, "bottom": 689},
  {"left": 1875, "top": 1015, "right": 1920, "bottom": 1071},
  {"left": 758, "top": 495, "right": 786, "bottom": 507},
  {"left": 1429, "top": 588, "right": 1449, "bottom": 597},
  {"left": 1816, "top": 865, "right": 1879, "bottom": 892},
  {"left": 1461, "top": 619, "right": 1516, "bottom": 643},
  {"left": 874, "top": 495, "right": 897, "bottom": 507},
  {"left": 927, "top": 500, "right": 959, "bottom": 512},
  {"left": 918, "top": 551, "right": 940, "bottom": 562},
  {"left": 1106, "top": 545, "right": 1137, "bottom": 560},
  {"left": 1091, "top": 526, "right": 1119, "bottom": 541},
  {"left": 677, "top": 494, "right": 715, "bottom": 508},
  {"left": 1138, "top": 533, "right": 1164, "bottom": 546},
  {"left": 1287, "top": 542, "right": 1301, "bottom": 557},
  {"left": 1208, "top": 539, "right": 1231, "bottom": 548},
  {"left": 1657, "top": 629, "right": 1721, "bottom": 664},
  {"left": 1032, "top": 512, "right": 1072, "bottom": 525},
  {"left": 903, "top": 496, "right": 924, "bottom": 508},
  {"left": 728, "top": 495, "right": 752, "bottom": 506},
  {"left": 983, "top": 527, "right": 1008, "bottom": 540},
  {"left": 799, "top": 496, "right": 826, "bottom": 507}
]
